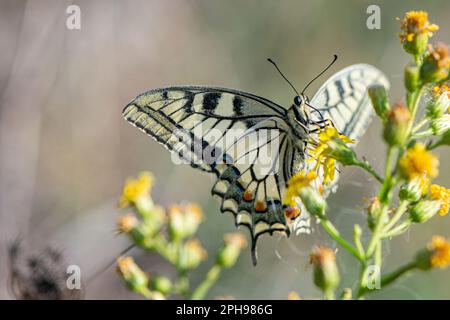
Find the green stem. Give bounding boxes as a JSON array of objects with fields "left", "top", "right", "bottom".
[
  {"left": 379, "top": 147, "right": 395, "bottom": 204},
  {"left": 410, "top": 87, "right": 423, "bottom": 117},
  {"left": 358, "top": 261, "right": 417, "bottom": 297},
  {"left": 375, "top": 242, "right": 382, "bottom": 268},
  {"left": 382, "top": 220, "right": 411, "bottom": 239},
  {"left": 175, "top": 270, "right": 190, "bottom": 298},
  {"left": 411, "top": 129, "right": 434, "bottom": 140},
  {"left": 427, "top": 140, "right": 442, "bottom": 150},
  {"left": 406, "top": 86, "right": 425, "bottom": 137},
  {"left": 190, "top": 265, "right": 222, "bottom": 300},
  {"left": 320, "top": 219, "right": 364, "bottom": 261},
  {"left": 353, "top": 226, "right": 365, "bottom": 258},
  {"left": 380, "top": 261, "right": 417, "bottom": 288},
  {"left": 324, "top": 289, "right": 335, "bottom": 300},
  {"left": 412, "top": 119, "right": 428, "bottom": 133},
  {"left": 354, "top": 160, "right": 384, "bottom": 183},
  {"left": 383, "top": 200, "right": 409, "bottom": 233},
  {"left": 356, "top": 262, "right": 368, "bottom": 299},
  {"left": 366, "top": 206, "right": 389, "bottom": 257}
]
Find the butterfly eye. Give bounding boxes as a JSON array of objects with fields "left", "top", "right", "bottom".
[{"left": 294, "top": 96, "right": 302, "bottom": 106}]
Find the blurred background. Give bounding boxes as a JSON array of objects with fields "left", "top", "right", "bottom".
[{"left": 0, "top": 0, "right": 449, "bottom": 299}]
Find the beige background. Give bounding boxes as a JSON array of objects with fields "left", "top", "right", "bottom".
[{"left": 0, "top": 0, "right": 449, "bottom": 299}]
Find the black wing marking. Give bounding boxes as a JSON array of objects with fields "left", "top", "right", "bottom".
[{"left": 310, "top": 64, "right": 390, "bottom": 141}]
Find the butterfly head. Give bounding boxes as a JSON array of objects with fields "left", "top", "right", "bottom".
[
  {"left": 293, "top": 95, "right": 310, "bottom": 107},
  {"left": 292, "top": 94, "right": 310, "bottom": 124}
]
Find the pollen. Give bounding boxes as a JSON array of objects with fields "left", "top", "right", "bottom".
[{"left": 429, "top": 184, "right": 450, "bottom": 216}]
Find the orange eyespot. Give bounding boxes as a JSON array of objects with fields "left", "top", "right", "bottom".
[
  {"left": 255, "top": 200, "right": 266, "bottom": 212},
  {"left": 285, "top": 207, "right": 301, "bottom": 220},
  {"left": 243, "top": 190, "right": 253, "bottom": 201}
]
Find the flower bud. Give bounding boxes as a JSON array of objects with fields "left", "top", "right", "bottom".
[
  {"left": 368, "top": 84, "right": 390, "bottom": 119},
  {"left": 216, "top": 233, "right": 247, "bottom": 268},
  {"left": 151, "top": 276, "right": 172, "bottom": 295},
  {"left": 431, "top": 114, "right": 450, "bottom": 135},
  {"left": 409, "top": 200, "right": 440, "bottom": 223},
  {"left": 383, "top": 102, "right": 412, "bottom": 146},
  {"left": 426, "top": 85, "right": 449, "bottom": 119},
  {"left": 399, "top": 176, "right": 429, "bottom": 202},
  {"left": 178, "top": 239, "right": 207, "bottom": 270},
  {"left": 421, "top": 42, "right": 450, "bottom": 83},
  {"left": 168, "top": 204, "right": 203, "bottom": 241},
  {"left": 310, "top": 246, "right": 340, "bottom": 292},
  {"left": 117, "top": 214, "right": 139, "bottom": 233},
  {"left": 117, "top": 256, "right": 150, "bottom": 295},
  {"left": 367, "top": 197, "right": 381, "bottom": 230},
  {"left": 299, "top": 187, "right": 327, "bottom": 219},
  {"left": 398, "top": 11, "right": 438, "bottom": 57},
  {"left": 404, "top": 63, "right": 421, "bottom": 92},
  {"left": 403, "top": 33, "right": 429, "bottom": 57}
]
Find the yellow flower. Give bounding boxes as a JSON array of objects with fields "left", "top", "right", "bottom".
[
  {"left": 399, "top": 11, "right": 439, "bottom": 42},
  {"left": 427, "top": 236, "right": 450, "bottom": 268},
  {"left": 308, "top": 126, "right": 355, "bottom": 184},
  {"left": 399, "top": 143, "right": 439, "bottom": 180},
  {"left": 432, "top": 82, "right": 450, "bottom": 100},
  {"left": 429, "top": 184, "right": 450, "bottom": 216},
  {"left": 119, "top": 172, "right": 154, "bottom": 208},
  {"left": 283, "top": 171, "right": 317, "bottom": 207}
]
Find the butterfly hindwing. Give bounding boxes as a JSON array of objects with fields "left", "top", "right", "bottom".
[{"left": 310, "top": 64, "right": 389, "bottom": 141}]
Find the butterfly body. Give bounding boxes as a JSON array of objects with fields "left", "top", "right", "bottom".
[{"left": 123, "top": 64, "right": 389, "bottom": 264}]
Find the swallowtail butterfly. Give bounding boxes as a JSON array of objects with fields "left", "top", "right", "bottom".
[{"left": 122, "top": 59, "right": 389, "bottom": 264}]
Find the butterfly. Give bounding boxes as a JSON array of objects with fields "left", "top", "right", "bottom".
[{"left": 122, "top": 58, "right": 389, "bottom": 264}]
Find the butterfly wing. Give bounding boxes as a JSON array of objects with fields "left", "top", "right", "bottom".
[
  {"left": 310, "top": 64, "right": 389, "bottom": 141},
  {"left": 301, "top": 64, "right": 390, "bottom": 200},
  {"left": 122, "top": 86, "right": 302, "bottom": 263}
]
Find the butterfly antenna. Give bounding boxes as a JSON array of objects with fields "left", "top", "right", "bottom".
[
  {"left": 267, "top": 58, "right": 301, "bottom": 97},
  {"left": 301, "top": 54, "right": 338, "bottom": 95}
]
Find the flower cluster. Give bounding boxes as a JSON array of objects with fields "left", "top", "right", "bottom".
[
  {"left": 284, "top": 11, "right": 450, "bottom": 300},
  {"left": 398, "top": 11, "right": 439, "bottom": 58},
  {"left": 116, "top": 172, "right": 246, "bottom": 300}
]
